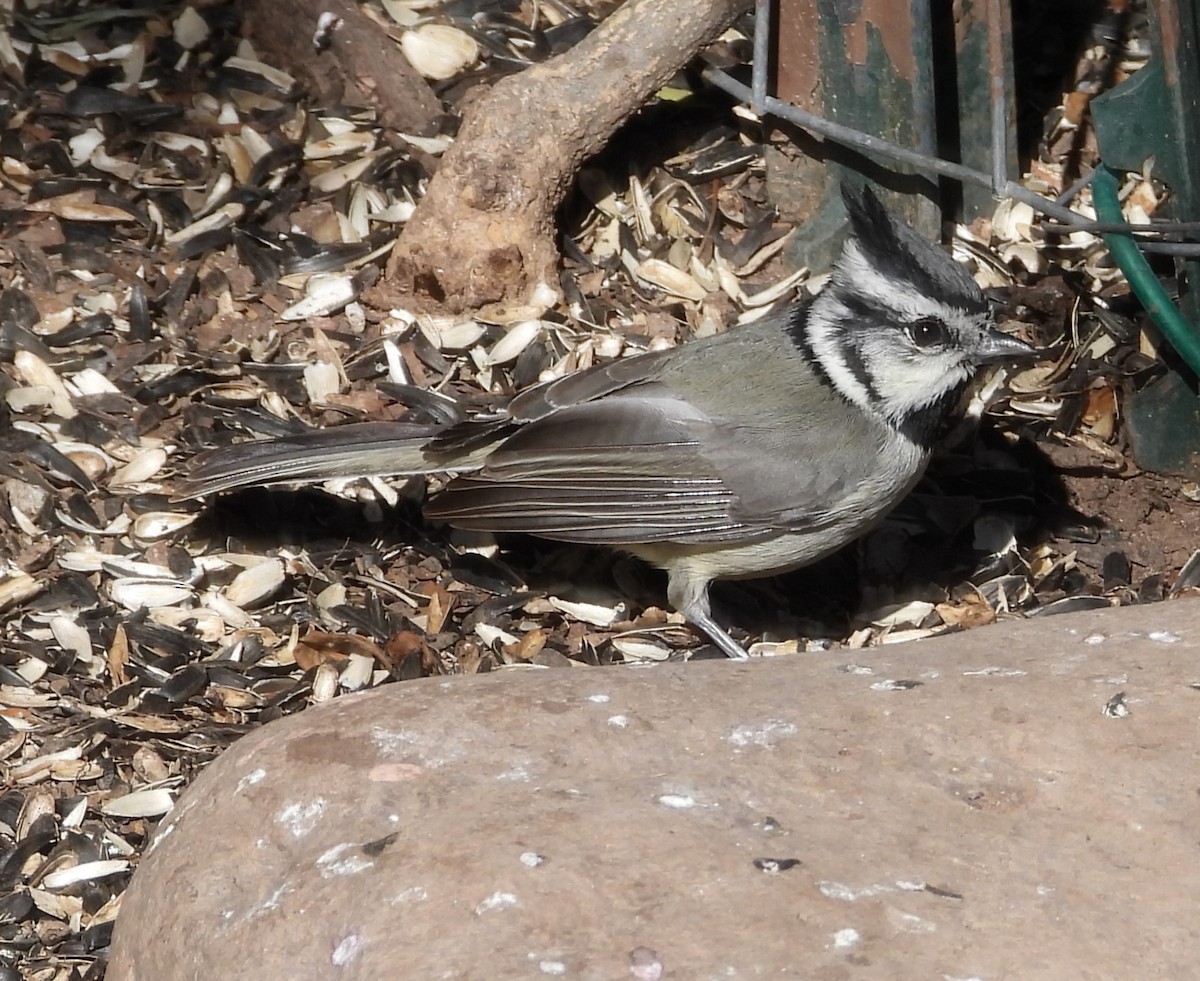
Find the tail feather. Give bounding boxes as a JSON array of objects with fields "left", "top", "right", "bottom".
[{"left": 174, "top": 421, "right": 446, "bottom": 499}]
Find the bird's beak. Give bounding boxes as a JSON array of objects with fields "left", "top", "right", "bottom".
[{"left": 976, "top": 327, "right": 1037, "bottom": 364}]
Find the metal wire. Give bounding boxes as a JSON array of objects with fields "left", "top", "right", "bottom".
[
  {"left": 1117, "top": 241, "right": 1200, "bottom": 255},
  {"left": 751, "top": 0, "right": 770, "bottom": 114},
  {"left": 709, "top": 1, "right": 1196, "bottom": 243},
  {"left": 987, "top": 0, "right": 1011, "bottom": 196}
]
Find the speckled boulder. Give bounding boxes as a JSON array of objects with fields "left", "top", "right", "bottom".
[{"left": 108, "top": 600, "right": 1200, "bottom": 979}]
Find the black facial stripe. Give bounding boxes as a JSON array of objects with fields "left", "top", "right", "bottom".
[
  {"left": 839, "top": 337, "right": 880, "bottom": 405},
  {"left": 837, "top": 291, "right": 883, "bottom": 326},
  {"left": 785, "top": 303, "right": 839, "bottom": 396},
  {"left": 790, "top": 301, "right": 881, "bottom": 408},
  {"left": 862, "top": 249, "right": 988, "bottom": 316},
  {"left": 838, "top": 293, "right": 963, "bottom": 351},
  {"left": 826, "top": 293, "right": 892, "bottom": 405},
  {"left": 837, "top": 292, "right": 914, "bottom": 339}
]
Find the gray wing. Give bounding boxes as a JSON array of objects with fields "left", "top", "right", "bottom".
[
  {"left": 427, "top": 387, "right": 749, "bottom": 544},
  {"left": 425, "top": 379, "right": 885, "bottom": 546}
]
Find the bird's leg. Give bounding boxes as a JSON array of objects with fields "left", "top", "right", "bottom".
[{"left": 667, "top": 567, "right": 750, "bottom": 660}]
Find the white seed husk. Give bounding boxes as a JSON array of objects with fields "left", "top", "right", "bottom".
[
  {"left": 132, "top": 511, "right": 199, "bottom": 541},
  {"left": 309, "top": 152, "right": 381, "bottom": 193},
  {"left": 29, "top": 889, "right": 83, "bottom": 920},
  {"left": 311, "top": 662, "right": 339, "bottom": 702},
  {"left": 381, "top": 0, "right": 440, "bottom": 27},
  {"left": 0, "top": 573, "right": 45, "bottom": 611},
  {"left": 69, "top": 367, "right": 121, "bottom": 396},
  {"left": 164, "top": 202, "right": 244, "bottom": 245},
  {"left": 547, "top": 596, "right": 623, "bottom": 627},
  {"left": 280, "top": 274, "right": 358, "bottom": 320},
  {"left": 223, "top": 55, "right": 295, "bottom": 92},
  {"left": 339, "top": 653, "right": 375, "bottom": 691},
  {"left": 101, "top": 788, "right": 175, "bottom": 818},
  {"left": 304, "top": 130, "right": 376, "bottom": 160},
  {"left": 14, "top": 351, "right": 76, "bottom": 418},
  {"left": 397, "top": 132, "right": 452, "bottom": 156},
  {"left": 51, "top": 616, "right": 93, "bottom": 660},
  {"left": 400, "top": 25, "right": 480, "bottom": 81},
  {"left": 16, "top": 658, "right": 49, "bottom": 684},
  {"left": 484, "top": 319, "right": 542, "bottom": 366},
  {"left": 634, "top": 258, "right": 707, "bottom": 302},
  {"left": 870, "top": 600, "right": 936, "bottom": 630},
  {"left": 42, "top": 859, "right": 131, "bottom": 891},
  {"left": 418, "top": 317, "right": 486, "bottom": 351},
  {"left": 223, "top": 558, "right": 286, "bottom": 608},
  {"left": 303, "top": 360, "right": 343, "bottom": 403},
  {"left": 475, "top": 623, "right": 520, "bottom": 649},
  {"left": 25, "top": 191, "right": 136, "bottom": 223},
  {"left": 611, "top": 636, "right": 672, "bottom": 661},
  {"left": 68, "top": 128, "right": 105, "bottom": 166},
  {"left": 173, "top": 6, "right": 211, "bottom": 49},
  {"left": 109, "top": 448, "right": 167, "bottom": 486},
  {"left": 109, "top": 578, "right": 194, "bottom": 611}
]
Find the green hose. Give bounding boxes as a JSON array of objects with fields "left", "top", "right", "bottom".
[{"left": 1091, "top": 166, "right": 1200, "bottom": 376}]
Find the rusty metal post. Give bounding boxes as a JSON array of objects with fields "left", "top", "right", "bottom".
[
  {"left": 953, "top": 0, "right": 1017, "bottom": 220},
  {"left": 766, "top": 0, "right": 941, "bottom": 273}
]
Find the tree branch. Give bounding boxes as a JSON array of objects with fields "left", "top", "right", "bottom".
[
  {"left": 384, "top": 0, "right": 752, "bottom": 318},
  {"left": 241, "top": 0, "right": 442, "bottom": 136}
]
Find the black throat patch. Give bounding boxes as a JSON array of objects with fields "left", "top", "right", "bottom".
[{"left": 894, "top": 384, "right": 966, "bottom": 450}]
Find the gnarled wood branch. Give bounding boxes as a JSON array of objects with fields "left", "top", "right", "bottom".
[{"left": 384, "top": 0, "right": 752, "bottom": 318}]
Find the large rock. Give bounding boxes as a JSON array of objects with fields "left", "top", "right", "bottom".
[{"left": 108, "top": 601, "right": 1200, "bottom": 979}]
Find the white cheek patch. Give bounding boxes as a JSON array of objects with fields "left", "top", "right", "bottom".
[
  {"left": 804, "top": 301, "right": 878, "bottom": 413},
  {"left": 856, "top": 325, "right": 971, "bottom": 420},
  {"left": 876, "top": 355, "right": 970, "bottom": 423},
  {"left": 816, "top": 301, "right": 973, "bottom": 425}
]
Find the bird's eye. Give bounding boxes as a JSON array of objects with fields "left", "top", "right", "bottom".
[{"left": 906, "top": 318, "right": 949, "bottom": 348}]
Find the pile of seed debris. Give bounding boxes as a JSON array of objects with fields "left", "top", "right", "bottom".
[{"left": 1, "top": 1, "right": 1197, "bottom": 977}]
